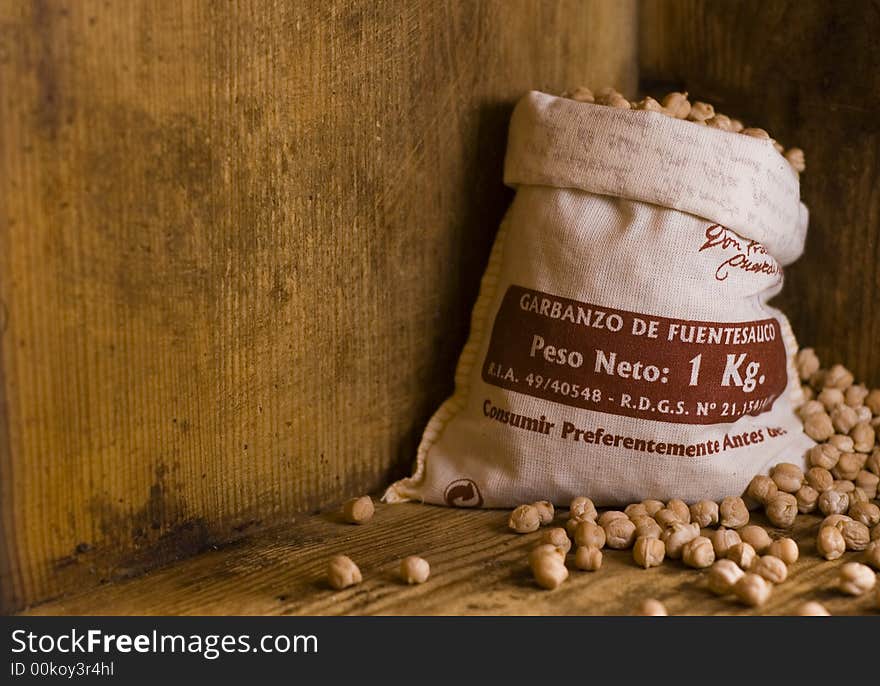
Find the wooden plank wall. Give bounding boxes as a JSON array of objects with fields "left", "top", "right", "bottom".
[
  {"left": 640, "top": 0, "right": 880, "bottom": 387},
  {"left": 0, "top": 0, "right": 637, "bottom": 612}
]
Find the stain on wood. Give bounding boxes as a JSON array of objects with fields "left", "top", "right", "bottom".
[
  {"left": 639, "top": 0, "right": 880, "bottom": 387},
  {"left": 0, "top": 0, "right": 637, "bottom": 612},
  {"left": 22, "top": 503, "right": 878, "bottom": 616}
]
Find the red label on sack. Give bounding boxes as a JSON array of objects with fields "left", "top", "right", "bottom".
[{"left": 481, "top": 286, "right": 788, "bottom": 425}]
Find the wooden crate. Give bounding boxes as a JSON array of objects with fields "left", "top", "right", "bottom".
[{"left": 1, "top": 0, "right": 877, "bottom": 615}]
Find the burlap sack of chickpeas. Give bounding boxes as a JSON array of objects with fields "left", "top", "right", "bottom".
[{"left": 386, "top": 90, "right": 814, "bottom": 507}]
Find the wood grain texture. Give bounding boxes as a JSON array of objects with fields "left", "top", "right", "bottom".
[
  {"left": 0, "top": 0, "right": 637, "bottom": 613},
  {"left": 22, "top": 503, "right": 879, "bottom": 616},
  {"left": 639, "top": 0, "right": 880, "bottom": 387}
]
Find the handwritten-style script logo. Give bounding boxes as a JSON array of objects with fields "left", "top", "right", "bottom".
[{"left": 699, "top": 224, "right": 781, "bottom": 282}]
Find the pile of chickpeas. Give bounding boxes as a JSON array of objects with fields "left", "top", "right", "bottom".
[
  {"left": 563, "top": 86, "right": 806, "bottom": 175},
  {"left": 516, "top": 348, "right": 880, "bottom": 615}
]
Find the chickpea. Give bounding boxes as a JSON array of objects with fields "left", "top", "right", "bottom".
[
  {"left": 399, "top": 556, "right": 430, "bottom": 584},
  {"left": 855, "top": 405, "right": 873, "bottom": 422},
  {"left": 855, "top": 470, "right": 879, "bottom": 499},
  {"left": 342, "top": 496, "right": 375, "bottom": 524},
  {"left": 661, "top": 91, "right": 691, "bottom": 119},
  {"left": 733, "top": 573, "right": 772, "bottom": 606},
  {"left": 819, "top": 489, "right": 851, "bottom": 517},
  {"left": 727, "top": 542, "right": 757, "bottom": 570},
  {"left": 838, "top": 562, "right": 876, "bottom": 596},
  {"left": 635, "top": 96, "right": 664, "bottom": 112},
  {"left": 540, "top": 527, "right": 572, "bottom": 554},
  {"left": 746, "top": 475, "right": 778, "bottom": 506},
  {"left": 863, "top": 540, "right": 880, "bottom": 570},
  {"left": 625, "top": 502, "right": 648, "bottom": 520},
  {"left": 845, "top": 384, "right": 869, "bottom": 407},
  {"left": 637, "top": 598, "right": 668, "bottom": 616},
  {"left": 662, "top": 522, "right": 699, "bottom": 559},
  {"left": 753, "top": 555, "right": 788, "bottom": 584},
  {"left": 569, "top": 85, "right": 595, "bottom": 103},
  {"left": 603, "top": 517, "right": 637, "bottom": 550},
  {"left": 529, "top": 544, "right": 567, "bottom": 567},
  {"left": 574, "top": 545, "right": 603, "bottom": 571},
  {"left": 690, "top": 500, "right": 719, "bottom": 527},
  {"left": 767, "top": 538, "right": 799, "bottom": 565},
  {"left": 797, "top": 601, "right": 830, "bottom": 616},
  {"left": 804, "top": 412, "right": 835, "bottom": 441},
  {"left": 327, "top": 555, "right": 362, "bottom": 590},
  {"left": 832, "top": 479, "right": 855, "bottom": 493},
  {"left": 806, "top": 466, "right": 834, "bottom": 493},
  {"left": 719, "top": 496, "right": 749, "bottom": 529},
  {"left": 666, "top": 499, "right": 691, "bottom": 524},
  {"left": 784, "top": 147, "right": 806, "bottom": 173},
  {"left": 633, "top": 536, "right": 666, "bottom": 569},
  {"left": 739, "top": 525, "right": 772, "bottom": 553},
  {"left": 509, "top": 504, "right": 541, "bottom": 533},
  {"left": 771, "top": 463, "right": 804, "bottom": 493},
  {"left": 865, "top": 448, "right": 880, "bottom": 476},
  {"left": 632, "top": 515, "right": 663, "bottom": 540},
  {"left": 710, "top": 528, "right": 742, "bottom": 558},
  {"left": 865, "top": 389, "right": 880, "bottom": 415},
  {"left": 820, "top": 514, "right": 852, "bottom": 530},
  {"left": 831, "top": 404, "right": 859, "bottom": 434},
  {"left": 832, "top": 452, "right": 862, "bottom": 481},
  {"left": 808, "top": 443, "right": 840, "bottom": 470},
  {"left": 532, "top": 501, "right": 555, "bottom": 526},
  {"left": 849, "top": 501, "right": 880, "bottom": 528},
  {"left": 798, "top": 400, "right": 826, "bottom": 420},
  {"left": 574, "top": 520, "right": 606, "bottom": 549},
  {"left": 741, "top": 127, "right": 771, "bottom": 140},
  {"left": 707, "top": 559, "right": 745, "bottom": 595},
  {"left": 532, "top": 555, "right": 569, "bottom": 590},
  {"left": 566, "top": 515, "right": 590, "bottom": 537},
  {"left": 682, "top": 536, "right": 715, "bottom": 569},
  {"left": 796, "top": 485, "right": 819, "bottom": 514},
  {"left": 801, "top": 385, "right": 815, "bottom": 401},
  {"left": 654, "top": 508, "right": 682, "bottom": 528},
  {"left": 765, "top": 493, "right": 798, "bottom": 528},
  {"left": 598, "top": 510, "right": 628, "bottom": 527},
  {"left": 828, "top": 434, "right": 854, "bottom": 453},
  {"left": 839, "top": 520, "right": 870, "bottom": 551},
  {"left": 816, "top": 525, "right": 846, "bottom": 560},
  {"left": 795, "top": 348, "right": 820, "bottom": 380},
  {"left": 642, "top": 499, "right": 665, "bottom": 517},
  {"left": 570, "top": 496, "right": 597, "bottom": 521},
  {"left": 824, "top": 364, "right": 854, "bottom": 390},
  {"left": 817, "top": 388, "right": 845, "bottom": 411},
  {"left": 872, "top": 523, "right": 880, "bottom": 542},
  {"left": 852, "top": 422, "right": 876, "bottom": 453},
  {"left": 706, "top": 114, "right": 733, "bottom": 130}
]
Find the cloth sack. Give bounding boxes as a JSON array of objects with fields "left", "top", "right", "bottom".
[{"left": 386, "top": 90, "right": 814, "bottom": 507}]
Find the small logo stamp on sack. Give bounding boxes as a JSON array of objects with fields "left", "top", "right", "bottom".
[{"left": 444, "top": 479, "right": 484, "bottom": 507}]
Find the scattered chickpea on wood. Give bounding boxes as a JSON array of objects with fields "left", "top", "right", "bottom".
[
  {"left": 746, "top": 475, "right": 778, "bottom": 506},
  {"left": 633, "top": 536, "right": 666, "bottom": 569},
  {"left": 863, "top": 540, "right": 880, "bottom": 570},
  {"left": 531, "top": 555, "right": 569, "bottom": 590},
  {"left": 399, "top": 556, "right": 430, "bottom": 584},
  {"left": 574, "top": 545, "right": 603, "bottom": 572},
  {"left": 719, "top": 496, "right": 749, "bottom": 529},
  {"left": 707, "top": 559, "right": 745, "bottom": 595},
  {"left": 816, "top": 525, "right": 846, "bottom": 560},
  {"left": 327, "top": 555, "right": 362, "bottom": 590},
  {"left": 603, "top": 517, "right": 637, "bottom": 550},
  {"left": 662, "top": 522, "right": 700, "bottom": 559},
  {"left": 532, "top": 501, "right": 555, "bottom": 526},
  {"left": 541, "top": 527, "right": 572, "bottom": 554},
  {"left": 726, "top": 542, "right": 757, "bottom": 571},
  {"left": 838, "top": 562, "right": 876, "bottom": 596},
  {"left": 637, "top": 599, "right": 668, "bottom": 616},
  {"left": 690, "top": 500, "right": 719, "bottom": 528},
  {"left": 733, "top": 573, "right": 772, "bottom": 607},
  {"left": 709, "top": 528, "right": 742, "bottom": 558},
  {"left": 796, "top": 601, "right": 830, "bottom": 616},
  {"left": 509, "top": 504, "right": 541, "bottom": 533},
  {"left": 767, "top": 538, "right": 799, "bottom": 566},
  {"left": 570, "top": 496, "right": 598, "bottom": 521},
  {"left": 739, "top": 526, "right": 772, "bottom": 554},
  {"left": 753, "top": 555, "right": 788, "bottom": 584},
  {"left": 682, "top": 536, "right": 715, "bottom": 569},
  {"left": 574, "top": 520, "right": 606, "bottom": 549},
  {"left": 770, "top": 463, "right": 804, "bottom": 493},
  {"left": 342, "top": 496, "right": 374, "bottom": 524}
]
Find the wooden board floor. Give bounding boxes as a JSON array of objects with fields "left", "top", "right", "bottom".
[{"left": 22, "top": 503, "right": 879, "bottom": 616}]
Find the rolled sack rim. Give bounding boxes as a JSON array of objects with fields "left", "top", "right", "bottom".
[{"left": 503, "top": 90, "right": 809, "bottom": 267}]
